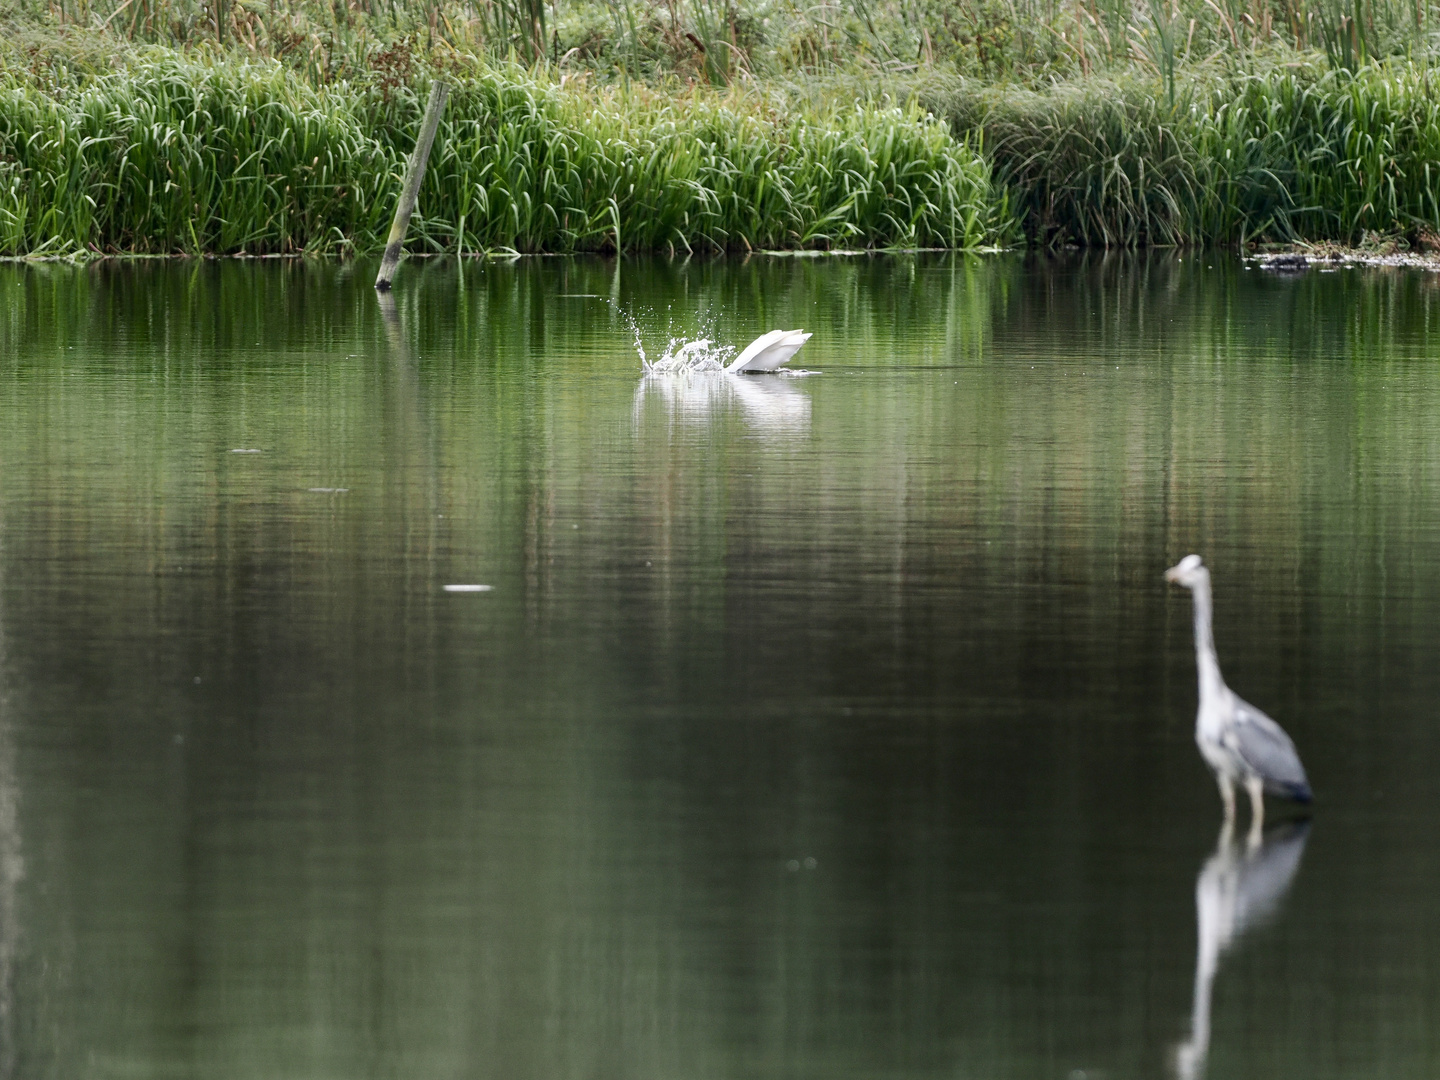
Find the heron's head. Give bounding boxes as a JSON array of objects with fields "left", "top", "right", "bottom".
[{"left": 1164, "top": 554, "right": 1208, "bottom": 589}]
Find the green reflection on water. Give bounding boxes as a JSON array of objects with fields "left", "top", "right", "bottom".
[{"left": 0, "top": 254, "right": 1439, "bottom": 1079}]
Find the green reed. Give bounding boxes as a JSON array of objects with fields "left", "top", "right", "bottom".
[
  {"left": 931, "top": 61, "right": 1440, "bottom": 245},
  {"left": 0, "top": 60, "right": 396, "bottom": 254},
  {"left": 429, "top": 77, "right": 1015, "bottom": 252},
  {"left": 0, "top": 56, "right": 1015, "bottom": 255}
]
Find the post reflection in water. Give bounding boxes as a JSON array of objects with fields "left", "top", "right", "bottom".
[{"left": 1174, "top": 823, "right": 1311, "bottom": 1080}]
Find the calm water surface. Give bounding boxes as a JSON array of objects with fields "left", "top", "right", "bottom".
[{"left": 1, "top": 254, "right": 1439, "bottom": 1079}]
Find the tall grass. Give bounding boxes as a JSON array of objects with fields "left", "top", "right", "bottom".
[
  {"left": 932, "top": 62, "right": 1440, "bottom": 245},
  {"left": 0, "top": 60, "right": 396, "bottom": 254},
  {"left": 430, "top": 76, "right": 1014, "bottom": 252},
  {"left": 10, "top": 0, "right": 1440, "bottom": 251},
  {"left": 11, "top": 0, "right": 1437, "bottom": 87},
  {"left": 0, "top": 56, "right": 1015, "bottom": 255}
]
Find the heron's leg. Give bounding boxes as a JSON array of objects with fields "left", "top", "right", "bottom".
[
  {"left": 1245, "top": 776, "right": 1265, "bottom": 850},
  {"left": 1216, "top": 774, "right": 1236, "bottom": 823}
]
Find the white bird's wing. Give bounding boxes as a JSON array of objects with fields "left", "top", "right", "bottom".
[
  {"left": 726, "top": 329, "right": 811, "bottom": 373},
  {"left": 1230, "top": 696, "right": 1311, "bottom": 799},
  {"left": 725, "top": 330, "right": 788, "bottom": 372}
]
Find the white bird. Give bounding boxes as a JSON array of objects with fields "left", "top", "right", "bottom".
[
  {"left": 725, "top": 329, "right": 812, "bottom": 373},
  {"left": 1165, "top": 555, "right": 1312, "bottom": 842}
]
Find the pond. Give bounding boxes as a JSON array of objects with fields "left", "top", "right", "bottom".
[{"left": 1, "top": 253, "right": 1438, "bottom": 1079}]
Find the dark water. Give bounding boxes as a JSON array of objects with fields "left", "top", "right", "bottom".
[{"left": 1, "top": 253, "right": 1439, "bottom": 1079}]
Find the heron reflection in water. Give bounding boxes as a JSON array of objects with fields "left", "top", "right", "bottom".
[
  {"left": 1174, "top": 822, "right": 1310, "bottom": 1080},
  {"left": 1166, "top": 555, "right": 1312, "bottom": 846}
]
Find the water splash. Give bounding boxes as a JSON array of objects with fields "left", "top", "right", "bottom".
[
  {"left": 645, "top": 337, "right": 736, "bottom": 373},
  {"left": 603, "top": 301, "right": 647, "bottom": 369},
  {"left": 608, "top": 299, "right": 736, "bottom": 373}
]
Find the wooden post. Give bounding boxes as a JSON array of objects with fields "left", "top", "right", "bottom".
[{"left": 375, "top": 80, "right": 450, "bottom": 292}]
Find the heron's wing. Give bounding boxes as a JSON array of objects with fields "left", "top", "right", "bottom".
[{"left": 1230, "top": 697, "right": 1311, "bottom": 799}]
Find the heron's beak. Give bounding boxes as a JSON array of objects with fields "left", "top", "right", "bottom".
[{"left": 1164, "top": 565, "right": 1182, "bottom": 583}]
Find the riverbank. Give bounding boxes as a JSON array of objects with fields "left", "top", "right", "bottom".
[
  {"left": 8, "top": 14, "right": 1440, "bottom": 254},
  {"left": 1251, "top": 237, "right": 1440, "bottom": 271},
  {"left": 925, "top": 61, "right": 1440, "bottom": 248},
  {"left": 0, "top": 54, "right": 1013, "bottom": 256}
]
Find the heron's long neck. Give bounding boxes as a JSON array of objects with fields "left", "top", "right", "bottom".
[{"left": 1191, "top": 577, "right": 1226, "bottom": 702}]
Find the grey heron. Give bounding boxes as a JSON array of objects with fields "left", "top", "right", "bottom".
[{"left": 1165, "top": 555, "right": 1312, "bottom": 839}]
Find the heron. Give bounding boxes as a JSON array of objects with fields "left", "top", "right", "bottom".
[{"left": 1165, "top": 555, "right": 1312, "bottom": 840}]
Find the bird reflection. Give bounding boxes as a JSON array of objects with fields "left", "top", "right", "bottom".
[
  {"left": 1174, "top": 822, "right": 1310, "bottom": 1080},
  {"left": 632, "top": 372, "right": 812, "bottom": 434}
]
